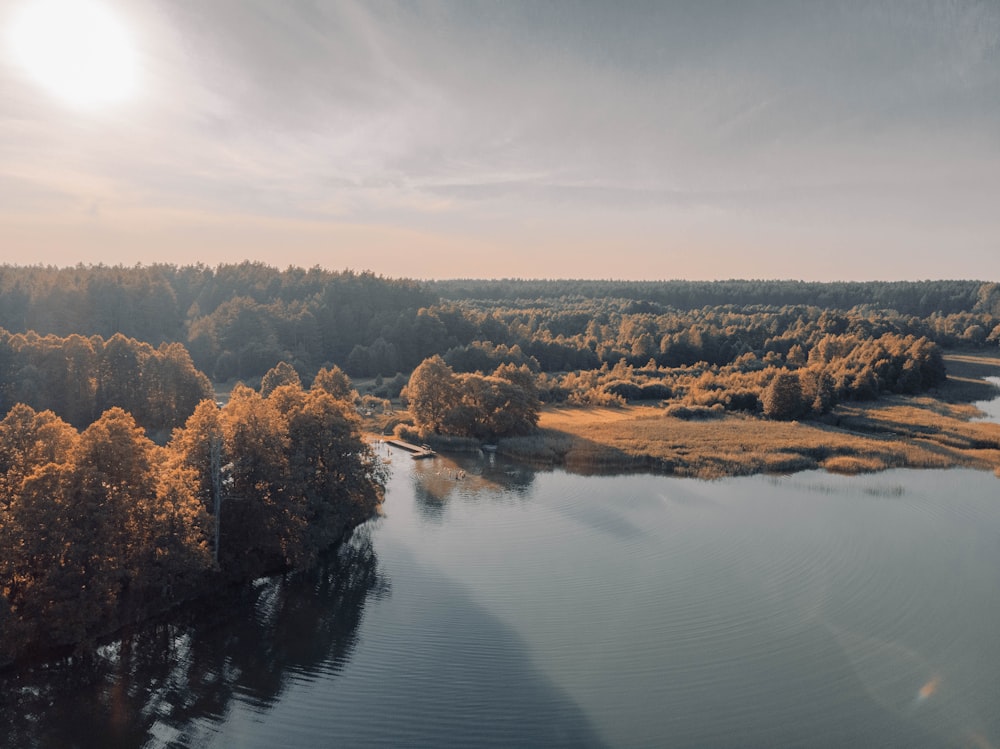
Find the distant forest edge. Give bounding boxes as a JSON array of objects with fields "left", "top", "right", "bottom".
[
  {"left": 1, "top": 265, "right": 998, "bottom": 387},
  {"left": 427, "top": 278, "right": 993, "bottom": 315}
]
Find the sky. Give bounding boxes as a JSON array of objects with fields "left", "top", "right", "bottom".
[{"left": 1, "top": 0, "right": 999, "bottom": 281}]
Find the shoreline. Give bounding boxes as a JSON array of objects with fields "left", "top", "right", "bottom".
[
  {"left": 496, "top": 402, "right": 1000, "bottom": 479},
  {"left": 0, "top": 511, "right": 375, "bottom": 673},
  {"left": 500, "top": 353, "right": 1000, "bottom": 479},
  {"left": 369, "top": 352, "right": 1000, "bottom": 480}
]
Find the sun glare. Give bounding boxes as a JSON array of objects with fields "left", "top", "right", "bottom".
[{"left": 8, "top": 0, "right": 137, "bottom": 109}]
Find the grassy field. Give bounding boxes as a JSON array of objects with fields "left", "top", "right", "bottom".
[{"left": 363, "top": 351, "right": 1000, "bottom": 479}]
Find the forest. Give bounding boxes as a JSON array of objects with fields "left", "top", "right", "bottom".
[
  {"left": 2, "top": 263, "right": 1000, "bottom": 666},
  {"left": 0, "top": 264, "right": 997, "bottom": 383}
]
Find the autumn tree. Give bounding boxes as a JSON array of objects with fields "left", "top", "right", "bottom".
[
  {"left": 280, "top": 389, "right": 385, "bottom": 566},
  {"left": 168, "top": 399, "right": 224, "bottom": 518},
  {"left": 311, "top": 365, "right": 356, "bottom": 401},
  {"left": 0, "top": 406, "right": 80, "bottom": 650},
  {"left": 468, "top": 375, "right": 540, "bottom": 438},
  {"left": 0, "top": 404, "right": 77, "bottom": 502},
  {"left": 761, "top": 371, "right": 806, "bottom": 420},
  {"left": 61, "top": 409, "right": 167, "bottom": 625},
  {"left": 2, "top": 462, "right": 82, "bottom": 645},
  {"left": 403, "top": 355, "right": 462, "bottom": 434},
  {"left": 146, "top": 461, "right": 214, "bottom": 601},
  {"left": 799, "top": 367, "right": 836, "bottom": 415},
  {"left": 1, "top": 408, "right": 213, "bottom": 650},
  {"left": 217, "top": 384, "right": 290, "bottom": 575},
  {"left": 260, "top": 361, "right": 301, "bottom": 397}
]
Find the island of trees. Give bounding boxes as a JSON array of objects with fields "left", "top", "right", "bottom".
[{"left": 2, "top": 264, "right": 1000, "bottom": 666}]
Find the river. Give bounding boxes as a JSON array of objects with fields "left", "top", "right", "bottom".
[{"left": 3, "top": 450, "right": 1000, "bottom": 748}]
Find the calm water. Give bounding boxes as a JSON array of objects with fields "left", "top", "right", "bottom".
[
  {"left": 3, "top": 453, "right": 1000, "bottom": 748},
  {"left": 974, "top": 376, "right": 1000, "bottom": 423}
]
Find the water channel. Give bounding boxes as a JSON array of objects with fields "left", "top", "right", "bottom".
[
  {"left": 3, "top": 449, "right": 1000, "bottom": 748},
  {"left": 974, "top": 376, "right": 1000, "bottom": 423}
]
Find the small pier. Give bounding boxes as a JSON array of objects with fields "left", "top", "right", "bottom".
[{"left": 384, "top": 439, "right": 437, "bottom": 459}]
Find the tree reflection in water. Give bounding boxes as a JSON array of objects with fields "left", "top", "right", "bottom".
[
  {"left": 411, "top": 451, "right": 538, "bottom": 523},
  {"left": 0, "top": 526, "right": 386, "bottom": 749}
]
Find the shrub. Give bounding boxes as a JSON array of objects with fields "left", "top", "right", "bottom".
[{"left": 639, "top": 382, "right": 672, "bottom": 400}]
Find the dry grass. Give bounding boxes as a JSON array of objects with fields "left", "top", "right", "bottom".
[
  {"left": 501, "top": 388, "right": 1000, "bottom": 479},
  {"left": 822, "top": 456, "right": 887, "bottom": 475}
]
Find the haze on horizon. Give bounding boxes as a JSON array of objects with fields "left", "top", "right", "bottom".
[{"left": 2, "top": 0, "right": 998, "bottom": 282}]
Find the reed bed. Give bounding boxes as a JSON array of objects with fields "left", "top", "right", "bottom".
[{"left": 528, "top": 398, "right": 1000, "bottom": 479}]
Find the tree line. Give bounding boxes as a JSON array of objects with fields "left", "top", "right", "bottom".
[
  {"left": 401, "top": 317, "right": 947, "bottom": 425},
  {"left": 1, "top": 265, "right": 997, "bottom": 384},
  {"left": 0, "top": 329, "right": 212, "bottom": 433},
  {"left": 428, "top": 278, "right": 996, "bottom": 317}
]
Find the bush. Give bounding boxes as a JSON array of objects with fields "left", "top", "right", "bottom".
[
  {"left": 604, "top": 380, "right": 643, "bottom": 401},
  {"left": 664, "top": 404, "right": 722, "bottom": 420},
  {"left": 639, "top": 382, "right": 672, "bottom": 400},
  {"left": 569, "top": 388, "right": 625, "bottom": 407},
  {"left": 724, "top": 390, "right": 760, "bottom": 413}
]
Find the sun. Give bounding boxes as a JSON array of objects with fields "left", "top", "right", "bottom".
[{"left": 8, "top": 0, "right": 137, "bottom": 109}]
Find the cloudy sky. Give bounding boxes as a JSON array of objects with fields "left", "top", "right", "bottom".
[{"left": 2, "top": 0, "right": 998, "bottom": 280}]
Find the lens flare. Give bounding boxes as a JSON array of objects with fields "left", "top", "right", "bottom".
[{"left": 915, "top": 675, "right": 940, "bottom": 703}]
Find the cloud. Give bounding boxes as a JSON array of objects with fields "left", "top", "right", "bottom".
[{"left": 1, "top": 0, "right": 998, "bottom": 278}]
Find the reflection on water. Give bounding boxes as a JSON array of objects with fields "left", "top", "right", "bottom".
[
  {"left": 410, "top": 450, "right": 537, "bottom": 522},
  {"left": 3, "top": 451, "right": 1000, "bottom": 748},
  {"left": 0, "top": 529, "right": 386, "bottom": 749}
]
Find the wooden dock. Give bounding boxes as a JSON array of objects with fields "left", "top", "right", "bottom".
[{"left": 384, "top": 439, "right": 437, "bottom": 459}]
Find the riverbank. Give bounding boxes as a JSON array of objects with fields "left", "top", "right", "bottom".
[{"left": 366, "top": 352, "right": 1000, "bottom": 479}]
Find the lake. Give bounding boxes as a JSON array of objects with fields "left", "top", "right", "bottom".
[{"left": 3, "top": 450, "right": 1000, "bottom": 748}]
